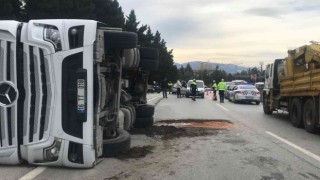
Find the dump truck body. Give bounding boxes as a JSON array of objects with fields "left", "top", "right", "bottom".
[{"left": 263, "top": 42, "right": 320, "bottom": 133}]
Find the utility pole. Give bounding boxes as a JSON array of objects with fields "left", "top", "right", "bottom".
[{"left": 259, "top": 61, "right": 264, "bottom": 82}]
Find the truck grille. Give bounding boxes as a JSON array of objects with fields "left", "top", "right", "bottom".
[
  {"left": 0, "top": 40, "right": 17, "bottom": 148},
  {"left": 22, "top": 45, "right": 52, "bottom": 144}
]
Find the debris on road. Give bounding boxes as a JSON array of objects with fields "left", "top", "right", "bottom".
[
  {"left": 116, "top": 146, "right": 155, "bottom": 160},
  {"left": 157, "top": 119, "right": 235, "bottom": 129},
  {"left": 130, "top": 119, "right": 234, "bottom": 140}
]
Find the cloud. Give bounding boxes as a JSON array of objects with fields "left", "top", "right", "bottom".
[
  {"left": 118, "top": 0, "right": 320, "bottom": 66},
  {"left": 244, "top": 8, "right": 285, "bottom": 18}
]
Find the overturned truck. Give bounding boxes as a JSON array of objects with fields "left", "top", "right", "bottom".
[
  {"left": 263, "top": 41, "right": 320, "bottom": 133},
  {"left": 0, "top": 19, "right": 158, "bottom": 168}
]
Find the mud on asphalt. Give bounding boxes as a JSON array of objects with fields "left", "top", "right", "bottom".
[
  {"left": 117, "top": 120, "right": 235, "bottom": 160},
  {"left": 130, "top": 119, "right": 235, "bottom": 140}
]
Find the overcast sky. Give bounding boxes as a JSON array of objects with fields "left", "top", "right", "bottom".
[{"left": 118, "top": 0, "right": 320, "bottom": 66}]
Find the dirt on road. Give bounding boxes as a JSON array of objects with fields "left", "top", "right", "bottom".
[{"left": 130, "top": 119, "right": 234, "bottom": 140}]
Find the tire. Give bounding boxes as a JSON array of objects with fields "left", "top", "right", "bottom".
[
  {"left": 134, "top": 117, "right": 154, "bottom": 128},
  {"left": 125, "top": 104, "right": 136, "bottom": 125},
  {"left": 201, "top": 95, "right": 204, "bottom": 99},
  {"left": 123, "top": 49, "right": 135, "bottom": 69},
  {"left": 103, "top": 129, "right": 131, "bottom": 157},
  {"left": 140, "top": 47, "right": 159, "bottom": 60},
  {"left": 303, "top": 99, "right": 318, "bottom": 133},
  {"left": 290, "top": 98, "right": 303, "bottom": 127},
  {"left": 120, "top": 108, "right": 131, "bottom": 130},
  {"left": 256, "top": 101, "right": 260, "bottom": 105},
  {"left": 139, "top": 58, "right": 159, "bottom": 71},
  {"left": 135, "top": 105, "right": 155, "bottom": 117},
  {"left": 228, "top": 97, "right": 231, "bottom": 102},
  {"left": 263, "top": 93, "right": 273, "bottom": 115},
  {"left": 104, "top": 31, "right": 137, "bottom": 49}
]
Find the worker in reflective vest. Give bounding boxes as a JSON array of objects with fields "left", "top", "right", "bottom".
[
  {"left": 212, "top": 80, "right": 217, "bottom": 101},
  {"left": 168, "top": 81, "right": 173, "bottom": 94},
  {"left": 190, "top": 79, "right": 198, "bottom": 101},
  {"left": 217, "top": 79, "right": 227, "bottom": 103}
]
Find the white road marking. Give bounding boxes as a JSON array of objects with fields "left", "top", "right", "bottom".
[
  {"left": 216, "top": 104, "right": 230, "bottom": 111},
  {"left": 266, "top": 131, "right": 320, "bottom": 162},
  {"left": 147, "top": 96, "right": 162, "bottom": 102},
  {"left": 19, "top": 167, "right": 47, "bottom": 180}
]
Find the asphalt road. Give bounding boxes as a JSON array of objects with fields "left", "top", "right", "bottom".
[{"left": 4, "top": 92, "right": 320, "bottom": 180}]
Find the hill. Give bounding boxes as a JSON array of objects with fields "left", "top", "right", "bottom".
[{"left": 175, "top": 61, "right": 248, "bottom": 74}]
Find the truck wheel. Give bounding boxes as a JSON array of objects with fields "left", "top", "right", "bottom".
[
  {"left": 135, "top": 105, "right": 155, "bottom": 117},
  {"left": 263, "top": 93, "right": 273, "bottom": 115},
  {"left": 140, "top": 47, "right": 159, "bottom": 60},
  {"left": 134, "top": 117, "right": 154, "bottom": 128},
  {"left": 103, "top": 129, "right": 131, "bottom": 157},
  {"left": 120, "top": 108, "right": 131, "bottom": 130},
  {"left": 139, "top": 58, "right": 159, "bottom": 71},
  {"left": 303, "top": 99, "right": 318, "bottom": 133},
  {"left": 125, "top": 104, "right": 136, "bottom": 125},
  {"left": 123, "top": 48, "right": 137, "bottom": 69},
  {"left": 256, "top": 101, "right": 260, "bottom": 105},
  {"left": 290, "top": 98, "right": 303, "bottom": 127},
  {"left": 104, "top": 31, "right": 137, "bottom": 49}
]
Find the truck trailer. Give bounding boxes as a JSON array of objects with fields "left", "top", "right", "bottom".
[{"left": 263, "top": 41, "right": 320, "bottom": 133}]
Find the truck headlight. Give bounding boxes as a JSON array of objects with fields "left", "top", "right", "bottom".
[
  {"left": 44, "top": 25, "right": 62, "bottom": 51},
  {"left": 43, "top": 139, "right": 62, "bottom": 162}
]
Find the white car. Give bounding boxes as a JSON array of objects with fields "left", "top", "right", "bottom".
[{"left": 228, "top": 85, "right": 260, "bottom": 105}]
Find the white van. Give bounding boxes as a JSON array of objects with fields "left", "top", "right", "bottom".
[{"left": 186, "top": 80, "right": 205, "bottom": 98}]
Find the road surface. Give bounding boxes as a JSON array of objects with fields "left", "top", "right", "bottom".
[{"left": 3, "top": 93, "right": 320, "bottom": 180}]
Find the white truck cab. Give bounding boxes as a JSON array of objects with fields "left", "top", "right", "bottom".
[{"left": 0, "top": 19, "right": 138, "bottom": 168}]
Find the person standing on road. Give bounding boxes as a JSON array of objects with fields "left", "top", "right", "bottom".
[
  {"left": 161, "top": 77, "right": 168, "bottom": 98},
  {"left": 217, "top": 79, "right": 227, "bottom": 103},
  {"left": 168, "top": 81, "right": 173, "bottom": 94},
  {"left": 176, "top": 79, "right": 182, "bottom": 98},
  {"left": 190, "top": 79, "right": 198, "bottom": 101},
  {"left": 212, "top": 80, "right": 217, "bottom": 101}
]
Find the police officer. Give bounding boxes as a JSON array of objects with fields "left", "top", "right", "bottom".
[
  {"left": 168, "top": 81, "right": 173, "bottom": 94},
  {"left": 212, "top": 80, "right": 217, "bottom": 101},
  {"left": 190, "top": 79, "right": 198, "bottom": 101},
  {"left": 217, "top": 79, "right": 227, "bottom": 103}
]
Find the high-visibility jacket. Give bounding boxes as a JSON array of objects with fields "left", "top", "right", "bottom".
[
  {"left": 212, "top": 83, "right": 217, "bottom": 90},
  {"left": 168, "top": 82, "right": 173, "bottom": 87},
  {"left": 218, "top": 81, "right": 227, "bottom": 91},
  {"left": 191, "top": 81, "right": 197, "bottom": 92}
]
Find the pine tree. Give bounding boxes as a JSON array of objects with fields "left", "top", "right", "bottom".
[
  {"left": 92, "top": 0, "right": 125, "bottom": 28},
  {"left": 25, "top": 0, "right": 94, "bottom": 20},
  {"left": 0, "top": 0, "right": 21, "bottom": 20}
]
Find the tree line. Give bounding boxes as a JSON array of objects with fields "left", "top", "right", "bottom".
[
  {"left": 0, "top": 0, "right": 178, "bottom": 83},
  {"left": 178, "top": 63, "right": 265, "bottom": 86}
]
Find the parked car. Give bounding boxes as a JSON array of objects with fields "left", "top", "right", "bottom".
[
  {"left": 254, "top": 82, "right": 264, "bottom": 91},
  {"left": 228, "top": 85, "right": 260, "bottom": 104},
  {"left": 225, "top": 84, "right": 236, "bottom": 100},
  {"left": 185, "top": 80, "right": 205, "bottom": 98},
  {"left": 171, "top": 83, "right": 177, "bottom": 94},
  {"left": 232, "top": 80, "right": 247, "bottom": 85}
]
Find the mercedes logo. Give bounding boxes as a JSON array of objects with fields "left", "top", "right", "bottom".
[{"left": 0, "top": 81, "right": 18, "bottom": 107}]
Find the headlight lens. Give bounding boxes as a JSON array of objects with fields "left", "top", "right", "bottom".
[
  {"left": 44, "top": 25, "right": 62, "bottom": 51},
  {"left": 43, "top": 139, "right": 62, "bottom": 162}
]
